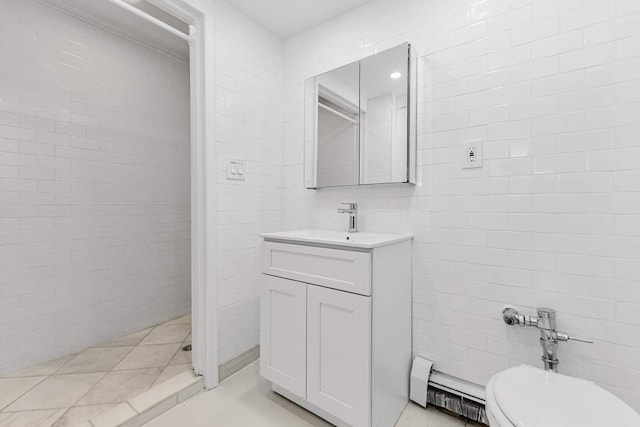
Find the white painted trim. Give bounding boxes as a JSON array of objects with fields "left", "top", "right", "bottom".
[
  {"left": 147, "top": 0, "right": 218, "bottom": 389},
  {"left": 105, "top": 0, "right": 190, "bottom": 41}
]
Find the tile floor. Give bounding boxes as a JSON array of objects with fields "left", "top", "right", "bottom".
[
  {"left": 0, "top": 314, "right": 192, "bottom": 426},
  {"left": 148, "top": 361, "right": 478, "bottom": 427}
]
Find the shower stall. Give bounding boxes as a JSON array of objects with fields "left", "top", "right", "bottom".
[{"left": 0, "top": 0, "right": 210, "bottom": 423}]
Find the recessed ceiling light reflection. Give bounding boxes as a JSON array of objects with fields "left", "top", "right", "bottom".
[{"left": 389, "top": 72, "right": 402, "bottom": 79}]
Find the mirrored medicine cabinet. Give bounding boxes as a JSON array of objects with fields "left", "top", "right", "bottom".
[{"left": 304, "top": 42, "right": 417, "bottom": 189}]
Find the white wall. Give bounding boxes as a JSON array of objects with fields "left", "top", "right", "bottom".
[
  {"left": 212, "top": 0, "right": 284, "bottom": 364},
  {"left": 283, "top": 0, "right": 640, "bottom": 410},
  {"left": 0, "top": 0, "right": 191, "bottom": 373}
]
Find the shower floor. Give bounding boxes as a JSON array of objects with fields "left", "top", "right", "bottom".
[{"left": 0, "top": 314, "right": 192, "bottom": 426}]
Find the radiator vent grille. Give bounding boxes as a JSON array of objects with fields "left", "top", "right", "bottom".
[{"left": 427, "top": 386, "right": 489, "bottom": 425}]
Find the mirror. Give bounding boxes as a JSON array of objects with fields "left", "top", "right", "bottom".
[
  {"left": 304, "top": 43, "right": 417, "bottom": 189},
  {"left": 314, "top": 62, "right": 360, "bottom": 187}
]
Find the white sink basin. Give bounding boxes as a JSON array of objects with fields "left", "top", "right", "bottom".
[{"left": 261, "top": 229, "right": 413, "bottom": 249}]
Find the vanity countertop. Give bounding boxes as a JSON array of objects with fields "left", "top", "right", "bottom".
[{"left": 261, "top": 229, "right": 413, "bottom": 249}]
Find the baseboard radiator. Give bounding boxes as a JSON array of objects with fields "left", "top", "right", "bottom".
[{"left": 410, "top": 357, "right": 489, "bottom": 425}]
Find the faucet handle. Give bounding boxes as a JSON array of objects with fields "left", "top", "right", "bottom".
[
  {"left": 341, "top": 202, "right": 358, "bottom": 210},
  {"left": 556, "top": 331, "right": 593, "bottom": 344}
]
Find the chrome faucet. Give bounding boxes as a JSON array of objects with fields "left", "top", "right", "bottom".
[
  {"left": 502, "top": 307, "right": 593, "bottom": 372},
  {"left": 337, "top": 202, "right": 358, "bottom": 233}
]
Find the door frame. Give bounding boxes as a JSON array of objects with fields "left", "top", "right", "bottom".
[{"left": 149, "top": 0, "right": 218, "bottom": 389}]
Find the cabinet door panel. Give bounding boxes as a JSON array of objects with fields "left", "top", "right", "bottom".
[
  {"left": 307, "top": 285, "right": 371, "bottom": 427},
  {"left": 260, "top": 275, "right": 306, "bottom": 398}
]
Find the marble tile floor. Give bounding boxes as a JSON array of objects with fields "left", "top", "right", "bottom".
[
  {"left": 148, "top": 361, "right": 481, "bottom": 427},
  {"left": 0, "top": 314, "right": 192, "bottom": 427}
]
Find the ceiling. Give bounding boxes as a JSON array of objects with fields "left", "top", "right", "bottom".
[{"left": 223, "top": 0, "right": 373, "bottom": 39}]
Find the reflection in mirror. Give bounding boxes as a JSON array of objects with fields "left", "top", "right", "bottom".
[
  {"left": 359, "top": 44, "right": 408, "bottom": 185},
  {"left": 313, "top": 62, "right": 360, "bottom": 187}
]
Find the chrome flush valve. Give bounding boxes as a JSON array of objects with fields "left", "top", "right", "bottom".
[{"left": 502, "top": 306, "right": 593, "bottom": 372}]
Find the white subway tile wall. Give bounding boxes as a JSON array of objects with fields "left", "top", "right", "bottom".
[
  {"left": 282, "top": 0, "right": 640, "bottom": 410},
  {"left": 0, "top": 0, "right": 191, "bottom": 373},
  {"left": 212, "top": 1, "right": 284, "bottom": 364}
]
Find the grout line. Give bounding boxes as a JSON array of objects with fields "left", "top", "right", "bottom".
[
  {"left": 64, "top": 371, "right": 109, "bottom": 410},
  {"left": 149, "top": 329, "right": 192, "bottom": 388},
  {"left": 90, "top": 326, "right": 156, "bottom": 350},
  {"left": 125, "top": 401, "right": 139, "bottom": 415},
  {"left": 0, "top": 408, "right": 67, "bottom": 426},
  {"left": 0, "top": 375, "right": 49, "bottom": 413},
  {"left": 48, "top": 354, "right": 80, "bottom": 376},
  {"left": 162, "top": 330, "right": 193, "bottom": 370},
  {"left": 52, "top": 407, "right": 72, "bottom": 425},
  {"left": 107, "top": 322, "right": 191, "bottom": 398},
  {"left": 2, "top": 403, "right": 71, "bottom": 414},
  {"left": 48, "top": 344, "right": 139, "bottom": 378},
  {"left": 137, "top": 324, "right": 159, "bottom": 346},
  {"left": 105, "top": 366, "right": 167, "bottom": 372}
]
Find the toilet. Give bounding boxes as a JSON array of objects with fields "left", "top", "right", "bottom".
[{"left": 485, "top": 365, "right": 640, "bottom": 427}]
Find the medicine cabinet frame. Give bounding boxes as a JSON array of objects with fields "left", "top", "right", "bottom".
[{"left": 304, "top": 42, "right": 418, "bottom": 189}]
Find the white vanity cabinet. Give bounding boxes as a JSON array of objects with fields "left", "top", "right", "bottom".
[{"left": 260, "top": 230, "right": 413, "bottom": 427}]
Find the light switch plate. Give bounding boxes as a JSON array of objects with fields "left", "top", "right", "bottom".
[
  {"left": 462, "top": 139, "right": 482, "bottom": 169},
  {"left": 226, "top": 157, "right": 246, "bottom": 180}
]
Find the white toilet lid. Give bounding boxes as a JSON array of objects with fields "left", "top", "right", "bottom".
[{"left": 492, "top": 365, "right": 640, "bottom": 427}]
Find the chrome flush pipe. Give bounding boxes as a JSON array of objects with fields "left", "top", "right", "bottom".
[{"left": 503, "top": 307, "right": 593, "bottom": 372}]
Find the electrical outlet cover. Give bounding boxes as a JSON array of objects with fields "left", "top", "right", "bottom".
[{"left": 462, "top": 139, "right": 482, "bottom": 169}]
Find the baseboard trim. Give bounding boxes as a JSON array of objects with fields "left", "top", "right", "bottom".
[{"left": 219, "top": 346, "right": 260, "bottom": 382}]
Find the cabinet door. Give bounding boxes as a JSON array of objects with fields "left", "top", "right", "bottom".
[
  {"left": 307, "top": 285, "right": 371, "bottom": 427},
  {"left": 260, "top": 275, "right": 307, "bottom": 398}
]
